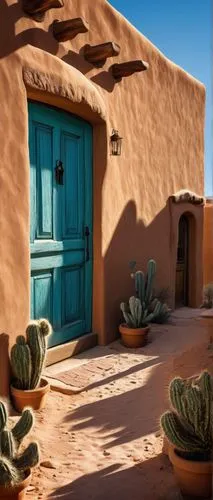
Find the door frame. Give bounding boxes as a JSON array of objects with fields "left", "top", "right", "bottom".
[{"left": 28, "top": 100, "right": 93, "bottom": 347}]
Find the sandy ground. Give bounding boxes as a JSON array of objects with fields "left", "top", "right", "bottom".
[{"left": 12, "top": 308, "right": 212, "bottom": 499}]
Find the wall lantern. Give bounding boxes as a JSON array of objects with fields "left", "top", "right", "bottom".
[{"left": 110, "top": 129, "right": 122, "bottom": 156}]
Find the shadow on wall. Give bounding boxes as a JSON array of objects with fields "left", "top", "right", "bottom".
[
  {"left": 103, "top": 200, "right": 171, "bottom": 344},
  {"left": 0, "top": 1, "right": 116, "bottom": 88},
  {"left": 0, "top": 333, "right": 10, "bottom": 397}
]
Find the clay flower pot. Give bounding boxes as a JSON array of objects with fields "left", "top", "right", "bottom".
[
  {"left": 0, "top": 470, "right": 31, "bottom": 500},
  {"left": 119, "top": 323, "right": 150, "bottom": 348},
  {"left": 169, "top": 445, "right": 212, "bottom": 499},
  {"left": 11, "top": 378, "right": 50, "bottom": 412}
]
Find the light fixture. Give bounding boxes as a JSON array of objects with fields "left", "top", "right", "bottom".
[{"left": 110, "top": 129, "right": 122, "bottom": 156}]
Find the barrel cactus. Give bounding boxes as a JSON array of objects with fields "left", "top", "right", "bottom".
[
  {"left": 0, "top": 401, "right": 39, "bottom": 487},
  {"left": 161, "top": 371, "right": 213, "bottom": 460},
  {"left": 120, "top": 296, "right": 162, "bottom": 328},
  {"left": 10, "top": 319, "right": 52, "bottom": 390}
]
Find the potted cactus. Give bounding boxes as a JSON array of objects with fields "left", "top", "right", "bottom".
[
  {"left": 161, "top": 371, "right": 213, "bottom": 499},
  {"left": 119, "top": 296, "right": 161, "bottom": 347},
  {"left": 133, "top": 259, "right": 171, "bottom": 324},
  {"left": 0, "top": 400, "right": 39, "bottom": 499},
  {"left": 10, "top": 319, "right": 52, "bottom": 412}
]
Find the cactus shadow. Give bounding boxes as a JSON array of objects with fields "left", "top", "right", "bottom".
[{"left": 49, "top": 455, "right": 177, "bottom": 500}]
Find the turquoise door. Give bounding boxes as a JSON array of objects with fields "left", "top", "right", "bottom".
[{"left": 28, "top": 102, "right": 93, "bottom": 347}]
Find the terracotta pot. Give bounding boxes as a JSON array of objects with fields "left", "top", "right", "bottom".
[
  {"left": 119, "top": 324, "right": 150, "bottom": 348},
  {"left": 169, "top": 445, "right": 212, "bottom": 499},
  {"left": 162, "top": 435, "right": 170, "bottom": 456},
  {"left": 11, "top": 378, "right": 50, "bottom": 412},
  {"left": 0, "top": 470, "right": 31, "bottom": 500}
]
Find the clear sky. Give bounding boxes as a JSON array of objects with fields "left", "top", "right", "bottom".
[{"left": 110, "top": 0, "right": 211, "bottom": 195}]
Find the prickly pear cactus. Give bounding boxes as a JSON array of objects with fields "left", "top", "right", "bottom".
[
  {"left": 10, "top": 319, "right": 52, "bottom": 390},
  {"left": 161, "top": 370, "right": 213, "bottom": 458},
  {"left": 0, "top": 401, "right": 39, "bottom": 487}
]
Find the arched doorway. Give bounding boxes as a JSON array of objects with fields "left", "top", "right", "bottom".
[{"left": 175, "top": 214, "right": 189, "bottom": 307}]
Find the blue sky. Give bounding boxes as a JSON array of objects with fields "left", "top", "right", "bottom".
[{"left": 110, "top": 0, "right": 211, "bottom": 195}]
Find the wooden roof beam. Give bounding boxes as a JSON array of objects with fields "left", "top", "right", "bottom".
[
  {"left": 111, "top": 60, "right": 149, "bottom": 81},
  {"left": 84, "top": 42, "right": 120, "bottom": 68},
  {"left": 23, "top": 0, "right": 64, "bottom": 22},
  {"left": 53, "top": 18, "right": 89, "bottom": 42}
]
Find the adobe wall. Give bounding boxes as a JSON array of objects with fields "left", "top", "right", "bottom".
[
  {"left": 204, "top": 200, "right": 213, "bottom": 285},
  {"left": 0, "top": 0, "right": 205, "bottom": 392}
]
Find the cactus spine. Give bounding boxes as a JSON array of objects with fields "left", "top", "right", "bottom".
[
  {"left": 0, "top": 401, "right": 39, "bottom": 487},
  {"left": 11, "top": 319, "right": 52, "bottom": 390},
  {"left": 161, "top": 370, "right": 213, "bottom": 457}
]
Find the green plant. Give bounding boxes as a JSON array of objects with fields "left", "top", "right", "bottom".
[
  {"left": 201, "top": 283, "right": 213, "bottom": 309},
  {"left": 10, "top": 319, "right": 52, "bottom": 390},
  {"left": 161, "top": 371, "right": 213, "bottom": 461},
  {"left": 120, "top": 296, "right": 162, "bottom": 328},
  {"left": 134, "top": 259, "right": 156, "bottom": 307},
  {"left": 0, "top": 401, "right": 39, "bottom": 487},
  {"left": 131, "top": 260, "right": 171, "bottom": 324},
  {"left": 149, "top": 298, "right": 171, "bottom": 324}
]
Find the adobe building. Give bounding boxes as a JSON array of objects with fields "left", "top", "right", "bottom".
[{"left": 0, "top": 0, "right": 205, "bottom": 395}]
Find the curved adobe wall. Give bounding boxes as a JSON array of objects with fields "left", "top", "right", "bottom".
[{"left": 0, "top": 0, "right": 205, "bottom": 390}]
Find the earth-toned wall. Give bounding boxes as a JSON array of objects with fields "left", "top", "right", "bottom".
[
  {"left": 0, "top": 0, "right": 205, "bottom": 393},
  {"left": 204, "top": 200, "right": 213, "bottom": 286}
]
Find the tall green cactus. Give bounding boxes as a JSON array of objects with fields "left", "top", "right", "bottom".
[
  {"left": 0, "top": 402, "right": 7, "bottom": 433},
  {"left": 132, "top": 260, "right": 171, "bottom": 324},
  {"left": 134, "top": 259, "right": 156, "bottom": 306},
  {"left": 0, "top": 401, "right": 39, "bottom": 487},
  {"left": 120, "top": 296, "right": 162, "bottom": 328},
  {"left": 12, "top": 409, "right": 34, "bottom": 442},
  {"left": 10, "top": 337, "right": 32, "bottom": 390},
  {"left": 10, "top": 319, "right": 52, "bottom": 390},
  {"left": 160, "top": 371, "right": 213, "bottom": 458}
]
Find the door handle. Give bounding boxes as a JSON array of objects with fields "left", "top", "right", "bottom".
[
  {"left": 55, "top": 160, "right": 64, "bottom": 185},
  {"left": 85, "top": 226, "right": 90, "bottom": 262}
]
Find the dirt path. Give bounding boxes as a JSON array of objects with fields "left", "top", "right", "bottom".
[{"left": 20, "top": 308, "right": 211, "bottom": 499}]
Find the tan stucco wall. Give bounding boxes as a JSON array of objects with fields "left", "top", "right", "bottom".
[
  {"left": 0, "top": 0, "right": 205, "bottom": 392},
  {"left": 204, "top": 200, "right": 213, "bottom": 285}
]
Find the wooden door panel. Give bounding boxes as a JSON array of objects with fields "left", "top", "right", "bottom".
[
  {"left": 28, "top": 102, "right": 93, "bottom": 347},
  {"left": 31, "top": 271, "right": 53, "bottom": 322},
  {"left": 61, "top": 130, "right": 84, "bottom": 239},
  {"left": 30, "top": 122, "right": 54, "bottom": 242},
  {"left": 61, "top": 265, "right": 84, "bottom": 327},
  {"left": 175, "top": 215, "right": 189, "bottom": 307}
]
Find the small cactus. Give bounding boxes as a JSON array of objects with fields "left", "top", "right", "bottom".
[
  {"left": 160, "top": 370, "right": 213, "bottom": 459},
  {"left": 131, "top": 260, "right": 171, "bottom": 324},
  {"left": 0, "top": 401, "right": 39, "bottom": 487},
  {"left": 120, "top": 296, "right": 162, "bottom": 328},
  {"left": 10, "top": 319, "right": 52, "bottom": 390},
  {"left": 134, "top": 259, "right": 156, "bottom": 306},
  {"left": 12, "top": 408, "right": 34, "bottom": 443},
  {"left": 0, "top": 402, "right": 7, "bottom": 433}
]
